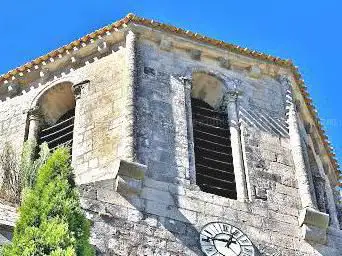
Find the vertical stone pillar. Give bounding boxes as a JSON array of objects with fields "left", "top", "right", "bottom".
[
  {"left": 182, "top": 77, "right": 197, "bottom": 184},
  {"left": 280, "top": 75, "right": 330, "bottom": 243},
  {"left": 123, "top": 30, "right": 137, "bottom": 162},
  {"left": 27, "top": 106, "right": 41, "bottom": 142},
  {"left": 72, "top": 81, "right": 87, "bottom": 165},
  {"left": 324, "top": 175, "right": 340, "bottom": 228},
  {"left": 281, "top": 75, "right": 316, "bottom": 209},
  {"left": 225, "top": 92, "right": 248, "bottom": 201}
]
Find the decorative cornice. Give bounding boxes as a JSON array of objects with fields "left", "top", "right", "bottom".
[{"left": 0, "top": 13, "right": 339, "bottom": 177}]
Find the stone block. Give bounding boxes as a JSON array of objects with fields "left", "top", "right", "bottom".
[
  {"left": 176, "top": 195, "right": 205, "bottom": 212},
  {"left": 96, "top": 188, "right": 143, "bottom": 209},
  {"left": 145, "top": 200, "right": 196, "bottom": 223},
  {"left": 118, "top": 159, "right": 147, "bottom": 180},
  {"left": 301, "top": 224, "right": 327, "bottom": 244},
  {"left": 299, "top": 207, "right": 330, "bottom": 229},
  {"left": 141, "top": 187, "right": 175, "bottom": 206},
  {"left": 158, "top": 217, "right": 187, "bottom": 234}
]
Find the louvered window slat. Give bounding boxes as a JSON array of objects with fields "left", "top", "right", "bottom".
[
  {"left": 38, "top": 108, "right": 75, "bottom": 150},
  {"left": 191, "top": 98, "right": 237, "bottom": 199}
]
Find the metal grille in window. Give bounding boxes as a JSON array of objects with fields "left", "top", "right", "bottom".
[
  {"left": 191, "top": 98, "right": 237, "bottom": 199},
  {"left": 38, "top": 108, "right": 75, "bottom": 151}
]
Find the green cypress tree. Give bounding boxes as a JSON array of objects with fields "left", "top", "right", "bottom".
[{"left": 2, "top": 147, "right": 94, "bottom": 256}]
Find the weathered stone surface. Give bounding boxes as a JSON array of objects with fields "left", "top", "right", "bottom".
[{"left": 0, "top": 23, "right": 341, "bottom": 256}]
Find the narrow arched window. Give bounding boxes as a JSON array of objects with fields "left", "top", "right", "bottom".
[{"left": 191, "top": 73, "right": 237, "bottom": 199}]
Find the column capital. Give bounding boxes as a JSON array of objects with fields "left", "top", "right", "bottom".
[
  {"left": 221, "top": 91, "right": 240, "bottom": 109},
  {"left": 179, "top": 76, "right": 192, "bottom": 89},
  {"left": 28, "top": 106, "right": 42, "bottom": 121},
  {"left": 72, "top": 80, "right": 89, "bottom": 100}
]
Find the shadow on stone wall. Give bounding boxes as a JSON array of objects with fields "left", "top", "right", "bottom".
[
  {"left": 79, "top": 70, "right": 202, "bottom": 255},
  {"left": 240, "top": 106, "right": 288, "bottom": 138},
  {"left": 80, "top": 176, "right": 202, "bottom": 255}
]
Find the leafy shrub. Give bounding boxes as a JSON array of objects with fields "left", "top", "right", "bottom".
[{"left": 1, "top": 147, "right": 94, "bottom": 256}]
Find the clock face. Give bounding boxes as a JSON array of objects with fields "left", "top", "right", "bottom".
[{"left": 199, "top": 222, "right": 255, "bottom": 256}]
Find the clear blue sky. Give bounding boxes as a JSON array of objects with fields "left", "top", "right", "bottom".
[{"left": 1, "top": 1, "right": 341, "bottom": 171}]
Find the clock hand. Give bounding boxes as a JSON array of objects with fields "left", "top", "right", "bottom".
[
  {"left": 209, "top": 237, "right": 231, "bottom": 243},
  {"left": 225, "top": 235, "right": 233, "bottom": 248}
]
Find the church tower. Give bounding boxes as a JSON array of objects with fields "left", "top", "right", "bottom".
[{"left": 0, "top": 14, "right": 341, "bottom": 255}]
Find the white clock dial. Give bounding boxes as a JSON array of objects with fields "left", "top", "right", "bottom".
[{"left": 199, "top": 222, "right": 255, "bottom": 256}]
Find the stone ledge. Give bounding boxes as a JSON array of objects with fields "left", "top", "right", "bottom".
[
  {"left": 117, "top": 159, "right": 147, "bottom": 180},
  {"left": 299, "top": 207, "right": 330, "bottom": 244},
  {"left": 299, "top": 207, "right": 329, "bottom": 229},
  {"left": 116, "top": 160, "right": 147, "bottom": 195}
]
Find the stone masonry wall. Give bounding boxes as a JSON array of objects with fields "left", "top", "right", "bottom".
[
  {"left": 0, "top": 31, "right": 341, "bottom": 255},
  {"left": 79, "top": 39, "right": 342, "bottom": 256},
  {"left": 71, "top": 44, "right": 127, "bottom": 184},
  {"left": 0, "top": 42, "right": 127, "bottom": 186}
]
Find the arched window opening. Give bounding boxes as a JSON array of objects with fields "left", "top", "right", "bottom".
[
  {"left": 28, "top": 82, "right": 76, "bottom": 153},
  {"left": 191, "top": 97, "right": 237, "bottom": 199},
  {"left": 38, "top": 108, "right": 75, "bottom": 150}
]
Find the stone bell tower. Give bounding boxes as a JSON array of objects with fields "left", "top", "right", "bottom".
[{"left": 0, "top": 14, "right": 341, "bottom": 255}]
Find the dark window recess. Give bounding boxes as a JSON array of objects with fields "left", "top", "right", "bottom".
[
  {"left": 191, "top": 98, "right": 237, "bottom": 199},
  {"left": 38, "top": 108, "right": 75, "bottom": 151}
]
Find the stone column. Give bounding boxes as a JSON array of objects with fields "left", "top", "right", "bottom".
[
  {"left": 27, "top": 106, "right": 41, "bottom": 142},
  {"left": 71, "top": 80, "right": 88, "bottom": 166},
  {"left": 123, "top": 30, "right": 137, "bottom": 162},
  {"left": 182, "top": 77, "right": 197, "bottom": 184},
  {"left": 225, "top": 92, "right": 248, "bottom": 201}
]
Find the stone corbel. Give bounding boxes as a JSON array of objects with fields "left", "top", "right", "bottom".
[
  {"left": 299, "top": 207, "right": 330, "bottom": 244},
  {"left": 96, "top": 39, "right": 108, "bottom": 54},
  {"left": 189, "top": 49, "right": 201, "bottom": 60},
  {"left": 7, "top": 82, "right": 20, "bottom": 97},
  {"left": 218, "top": 57, "right": 231, "bottom": 69},
  {"left": 160, "top": 37, "right": 173, "bottom": 51},
  {"left": 248, "top": 65, "right": 262, "bottom": 79}
]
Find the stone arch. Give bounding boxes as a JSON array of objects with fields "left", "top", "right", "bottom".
[
  {"left": 30, "top": 76, "right": 84, "bottom": 125},
  {"left": 186, "top": 67, "right": 239, "bottom": 110},
  {"left": 36, "top": 82, "right": 75, "bottom": 125}
]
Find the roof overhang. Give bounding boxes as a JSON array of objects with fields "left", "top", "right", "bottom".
[{"left": 0, "top": 13, "right": 339, "bottom": 180}]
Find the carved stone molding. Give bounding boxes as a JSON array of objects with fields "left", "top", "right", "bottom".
[
  {"left": 72, "top": 80, "right": 89, "bottom": 100},
  {"left": 28, "top": 106, "right": 42, "bottom": 121},
  {"left": 179, "top": 76, "right": 192, "bottom": 90},
  {"left": 220, "top": 90, "right": 240, "bottom": 112},
  {"left": 189, "top": 49, "right": 201, "bottom": 60},
  {"left": 218, "top": 57, "right": 231, "bottom": 69},
  {"left": 160, "top": 37, "right": 173, "bottom": 51}
]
